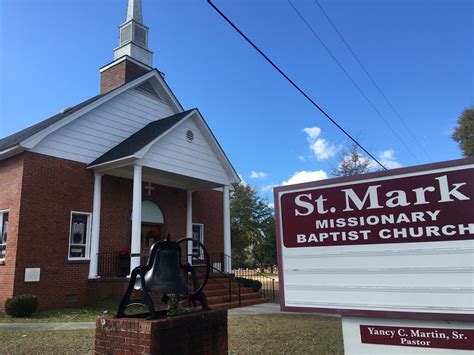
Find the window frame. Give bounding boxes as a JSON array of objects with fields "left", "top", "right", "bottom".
[
  {"left": 68, "top": 211, "right": 92, "bottom": 261},
  {"left": 191, "top": 223, "right": 205, "bottom": 259},
  {"left": 0, "top": 209, "right": 9, "bottom": 261}
]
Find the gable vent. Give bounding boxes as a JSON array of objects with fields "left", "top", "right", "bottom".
[
  {"left": 135, "top": 81, "right": 161, "bottom": 100},
  {"left": 186, "top": 130, "right": 194, "bottom": 142}
]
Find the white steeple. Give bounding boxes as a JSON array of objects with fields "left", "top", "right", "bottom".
[
  {"left": 113, "top": 0, "right": 153, "bottom": 68},
  {"left": 127, "top": 0, "right": 143, "bottom": 23}
]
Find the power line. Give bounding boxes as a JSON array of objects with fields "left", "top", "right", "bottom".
[
  {"left": 207, "top": 0, "right": 387, "bottom": 170},
  {"left": 314, "top": 0, "right": 432, "bottom": 161},
  {"left": 287, "top": 0, "right": 419, "bottom": 163}
]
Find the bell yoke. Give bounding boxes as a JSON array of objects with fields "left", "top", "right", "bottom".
[{"left": 116, "top": 234, "right": 211, "bottom": 319}]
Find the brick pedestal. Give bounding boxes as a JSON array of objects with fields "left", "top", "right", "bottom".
[{"left": 95, "top": 310, "right": 228, "bottom": 354}]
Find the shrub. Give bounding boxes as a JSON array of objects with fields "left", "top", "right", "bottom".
[
  {"left": 5, "top": 294, "right": 38, "bottom": 317},
  {"left": 235, "top": 277, "right": 262, "bottom": 292}
]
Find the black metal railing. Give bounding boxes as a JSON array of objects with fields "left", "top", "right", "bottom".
[
  {"left": 97, "top": 252, "right": 149, "bottom": 278},
  {"left": 97, "top": 250, "right": 275, "bottom": 304},
  {"left": 194, "top": 263, "right": 242, "bottom": 307},
  {"left": 209, "top": 252, "right": 276, "bottom": 302},
  {"left": 233, "top": 266, "right": 276, "bottom": 302}
]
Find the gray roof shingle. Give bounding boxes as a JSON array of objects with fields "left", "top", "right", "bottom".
[
  {"left": 88, "top": 109, "right": 195, "bottom": 167},
  {"left": 0, "top": 69, "right": 163, "bottom": 153},
  {"left": 0, "top": 95, "right": 103, "bottom": 152}
]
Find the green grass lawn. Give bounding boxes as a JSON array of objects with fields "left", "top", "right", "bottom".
[
  {"left": 229, "top": 314, "right": 343, "bottom": 354},
  {"left": 1, "top": 314, "right": 343, "bottom": 354}
]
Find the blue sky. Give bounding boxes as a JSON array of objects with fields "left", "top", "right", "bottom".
[{"left": 1, "top": 0, "right": 472, "bottom": 202}]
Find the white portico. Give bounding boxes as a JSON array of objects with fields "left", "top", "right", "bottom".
[
  {"left": 86, "top": 108, "right": 239, "bottom": 278},
  {"left": 81, "top": 0, "right": 240, "bottom": 279}
]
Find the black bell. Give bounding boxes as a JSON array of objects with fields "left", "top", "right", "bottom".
[
  {"left": 117, "top": 234, "right": 211, "bottom": 319},
  {"left": 135, "top": 241, "right": 189, "bottom": 294}
]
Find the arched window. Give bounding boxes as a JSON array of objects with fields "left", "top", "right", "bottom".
[{"left": 141, "top": 201, "right": 164, "bottom": 224}]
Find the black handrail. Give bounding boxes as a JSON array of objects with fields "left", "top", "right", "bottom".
[
  {"left": 194, "top": 263, "right": 242, "bottom": 307},
  {"left": 210, "top": 252, "right": 276, "bottom": 302},
  {"left": 97, "top": 251, "right": 149, "bottom": 278},
  {"left": 97, "top": 250, "right": 274, "bottom": 305}
]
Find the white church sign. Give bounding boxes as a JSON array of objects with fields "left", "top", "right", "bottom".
[{"left": 274, "top": 158, "right": 474, "bottom": 353}]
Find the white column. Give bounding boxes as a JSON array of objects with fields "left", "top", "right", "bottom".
[
  {"left": 130, "top": 164, "right": 142, "bottom": 271},
  {"left": 186, "top": 190, "right": 193, "bottom": 264},
  {"left": 88, "top": 173, "right": 102, "bottom": 279},
  {"left": 223, "top": 185, "right": 232, "bottom": 273}
]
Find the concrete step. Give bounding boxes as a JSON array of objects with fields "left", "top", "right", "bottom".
[
  {"left": 210, "top": 298, "right": 270, "bottom": 311},
  {"left": 203, "top": 288, "right": 232, "bottom": 297},
  {"left": 204, "top": 282, "right": 252, "bottom": 292},
  {"left": 204, "top": 288, "right": 260, "bottom": 297},
  {"left": 206, "top": 292, "right": 263, "bottom": 305}
]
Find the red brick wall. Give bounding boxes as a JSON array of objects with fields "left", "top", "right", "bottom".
[
  {"left": 0, "top": 154, "right": 25, "bottom": 311},
  {"left": 100, "top": 58, "right": 150, "bottom": 94},
  {"left": 96, "top": 183, "right": 224, "bottom": 255},
  {"left": 193, "top": 190, "right": 224, "bottom": 257},
  {"left": 5, "top": 152, "right": 225, "bottom": 310},
  {"left": 95, "top": 310, "right": 228, "bottom": 354},
  {"left": 14, "top": 152, "right": 94, "bottom": 309}
]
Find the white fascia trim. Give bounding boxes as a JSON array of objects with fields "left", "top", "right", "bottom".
[
  {"left": 99, "top": 55, "right": 152, "bottom": 73},
  {"left": 0, "top": 145, "right": 24, "bottom": 160},
  {"left": 150, "top": 73, "right": 183, "bottom": 113},
  {"left": 87, "top": 156, "right": 137, "bottom": 172},
  {"left": 20, "top": 71, "right": 159, "bottom": 150},
  {"left": 99, "top": 59, "right": 181, "bottom": 113},
  {"left": 193, "top": 111, "right": 241, "bottom": 184},
  {"left": 212, "top": 184, "right": 236, "bottom": 192},
  {"left": 135, "top": 110, "right": 196, "bottom": 159}
]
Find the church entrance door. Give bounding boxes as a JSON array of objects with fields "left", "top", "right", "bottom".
[
  {"left": 139, "top": 200, "right": 165, "bottom": 259},
  {"left": 141, "top": 223, "right": 163, "bottom": 253}
]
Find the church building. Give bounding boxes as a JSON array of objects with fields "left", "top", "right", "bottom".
[{"left": 0, "top": 0, "right": 241, "bottom": 311}]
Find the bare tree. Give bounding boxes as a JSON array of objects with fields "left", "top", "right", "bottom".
[{"left": 332, "top": 142, "right": 374, "bottom": 177}]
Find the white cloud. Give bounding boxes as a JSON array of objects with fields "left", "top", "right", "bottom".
[
  {"left": 250, "top": 170, "right": 268, "bottom": 179},
  {"left": 297, "top": 155, "right": 306, "bottom": 161},
  {"left": 303, "top": 127, "right": 321, "bottom": 140},
  {"left": 310, "top": 138, "right": 337, "bottom": 160},
  {"left": 268, "top": 202, "right": 275, "bottom": 209},
  {"left": 303, "top": 127, "right": 336, "bottom": 160},
  {"left": 261, "top": 184, "right": 277, "bottom": 192},
  {"left": 380, "top": 150, "right": 394, "bottom": 160},
  {"left": 378, "top": 149, "right": 402, "bottom": 169},
  {"left": 282, "top": 170, "right": 328, "bottom": 186}
]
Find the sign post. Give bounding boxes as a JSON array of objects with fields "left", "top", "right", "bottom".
[{"left": 274, "top": 159, "right": 474, "bottom": 353}]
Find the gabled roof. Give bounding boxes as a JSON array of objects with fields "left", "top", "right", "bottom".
[
  {"left": 0, "top": 68, "right": 183, "bottom": 156},
  {"left": 0, "top": 67, "right": 240, "bottom": 185},
  {"left": 88, "top": 108, "right": 241, "bottom": 184},
  {"left": 88, "top": 109, "right": 195, "bottom": 167},
  {"left": 0, "top": 95, "right": 103, "bottom": 152}
]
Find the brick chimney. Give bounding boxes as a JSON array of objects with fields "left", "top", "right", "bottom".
[
  {"left": 100, "top": 57, "right": 151, "bottom": 94},
  {"left": 100, "top": 0, "right": 153, "bottom": 94}
]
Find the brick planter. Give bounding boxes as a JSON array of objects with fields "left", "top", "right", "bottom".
[{"left": 95, "top": 310, "right": 228, "bottom": 354}]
